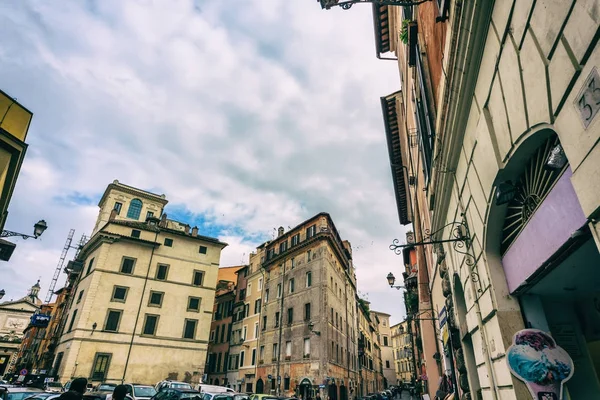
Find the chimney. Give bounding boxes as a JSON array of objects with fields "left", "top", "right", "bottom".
[
  {"left": 159, "top": 213, "right": 168, "bottom": 228},
  {"left": 184, "top": 224, "right": 190, "bottom": 234},
  {"left": 192, "top": 226, "right": 199, "bottom": 236},
  {"left": 278, "top": 226, "right": 285, "bottom": 237},
  {"left": 109, "top": 209, "right": 118, "bottom": 221}
]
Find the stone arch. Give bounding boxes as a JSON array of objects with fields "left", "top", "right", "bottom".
[{"left": 256, "top": 378, "right": 264, "bottom": 394}]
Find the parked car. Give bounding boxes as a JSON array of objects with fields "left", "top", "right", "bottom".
[
  {"left": 155, "top": 382, "right": 193, "bottom": 392},
  {"left": 151, "top": 388, "right": 201, "bottom": 400},
  {"left": 0, "top": 386, "right": 44, "bottom": 400},
  {"left": 96, "top": 384, "right": 118, "bottom": 393},
  {"left": 124, "top": 384, "right": 156, "bottom": 400},
  {"left": 248, "top": 395, "right": 279, "bottom": 400},
  {"left": 196, "top": 385, "right": 234, "bottom": 394},
  {"left": 24, "top": 394, "right": 60, "bottom": 400},
  {"left": 43, "top": 383, "right": 63, "bottom": 394},
  {"left": 84, "top": 391, "right": 113, "bottom": 400}
]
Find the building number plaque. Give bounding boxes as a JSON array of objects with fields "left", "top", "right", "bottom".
[{"left": 575, "top": 67, "right": 600, "bottom": 128}]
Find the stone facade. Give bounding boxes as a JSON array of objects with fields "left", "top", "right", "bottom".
[
  {"left": 390, "top": 321, "right": 413, "bottom": 385},
  {"left": 371, "top": 311, "right": 395, "bottom": 388},
  {"left": 53, "top": 181, "right": 227, "bottom": 385},
  {"left": 373, "top": 0, "right": 600, "bottom": 399}
]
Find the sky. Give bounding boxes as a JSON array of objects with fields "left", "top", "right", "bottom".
[{"left": 0, "top": 0, "right": 409, "bottom": 324}]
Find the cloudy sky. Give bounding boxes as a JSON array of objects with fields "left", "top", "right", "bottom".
[{"left": 1, "top": 0, "right": 408, "bottom": 324}]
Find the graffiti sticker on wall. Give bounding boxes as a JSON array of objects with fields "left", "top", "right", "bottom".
[{"left": 507, "top": 329, "right": 574, "bottom": 400}]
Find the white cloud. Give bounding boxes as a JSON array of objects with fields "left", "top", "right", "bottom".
[{"left": 0, "top": 0, "right": 407, "bottom": 323}]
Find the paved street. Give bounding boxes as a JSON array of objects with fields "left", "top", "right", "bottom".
[{"left": 395, "top": 393, "right": 417, "bottom": 400}]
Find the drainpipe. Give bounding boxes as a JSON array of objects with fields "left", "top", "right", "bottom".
[
  {"left": 122, "top": 229, "right": 160, "bottom": 382},
  {"left": 276, "top": 261, "right": 287, "bottom": 396}
]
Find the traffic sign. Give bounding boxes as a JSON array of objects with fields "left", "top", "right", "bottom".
[
  {"left": 20, "top": 369, "right": 28, "bottom": 376},
  {"left": 268, "top": 374, "right": 272, "bottom": 379}
]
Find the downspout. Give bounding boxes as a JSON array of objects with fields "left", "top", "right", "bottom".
[
  {"left": 276, "top": 261, "right": 287, "bottom": 396},
  {"left": 122, "top": 229, "right": 160, "bottom": 382}
]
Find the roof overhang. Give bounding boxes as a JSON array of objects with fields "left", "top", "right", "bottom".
[
  {"left": 381, "top": 92, "right": 412, "bottom": 225},
  {"left": 372, "top": 4, "right": 391, "bottom": 58}
]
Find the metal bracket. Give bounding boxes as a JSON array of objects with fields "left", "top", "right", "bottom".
[{"left": 319, "top": 0, "right": 429, "bottom": 11}]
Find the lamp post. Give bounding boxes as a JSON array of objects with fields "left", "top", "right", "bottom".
[
  {"left": 1, "top": 220, "right": 48, "bottom": 240},
  {"left": 318, "top": 0, "right": 430, "bottom": 11},
  {"left": 386, "top": 273, "right": 405, "bottom": 290}
]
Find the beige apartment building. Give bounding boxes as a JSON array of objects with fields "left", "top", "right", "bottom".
[
  {"left": 390, "top": 321, "right": 413, "bottom": 385},
  {"left": 53, "top": 181, "right": 227, "bottom": 385},
  {"left": 371, "top": 311, "right": 394, "bottom": 388}
]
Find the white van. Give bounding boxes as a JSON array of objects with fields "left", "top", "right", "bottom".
[{"left": 195, "top": 385, "right": 234, "bottom": 394}]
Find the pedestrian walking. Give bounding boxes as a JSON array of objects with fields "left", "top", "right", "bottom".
[
  {"left": 58, "top": 377, "right": 87, "bottom": 400},
  {"left": 112, "top": 385, "right": 129, "bottom": 400},
  {"left": 316, "top": 393, "right": 321, "bottom": 400}
]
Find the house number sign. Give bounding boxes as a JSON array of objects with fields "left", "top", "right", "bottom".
[{"left": 575, "top": 67, "right": 600, "bottom": 128}]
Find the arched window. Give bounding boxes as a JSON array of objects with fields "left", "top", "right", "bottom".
[{"left": 127, "top": 199, "right": 143, "bottom": 220}]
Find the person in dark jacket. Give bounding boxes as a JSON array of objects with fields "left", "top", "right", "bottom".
[
  {"left": 112, "top": 385, "right": 128, "bottom": 400},
  {"left": 59, "top": 377, "right": 88, "bottom": 400}
]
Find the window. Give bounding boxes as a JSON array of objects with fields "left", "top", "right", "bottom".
[
  {"left": 331, "top": 308, "right": 334, "bottom": 322},
  {"left": 279, "top": 241, "right": 288, "bottom": 253},
  {"left": 306, "top": 271, "right": 312, "bottom": 287},
  {"left": 149, "top": 291, "right": 164, "bottom": 307},
  {"left": 188, "top": 297, "right": 201, "bottom": 312},
  {"left": 291, "top": 258, "right": 296, "bottom": 269},
  {"left": 76, "top": 290, "right": 84, "bottom": 304},
  {"left": 120, "top": 257, "right": 135, "bottom": 274},
  {"left": 247, "top": 283, "right": 252, "bottom": 295},
  {"left": 383, "top": 336, "right": 389, "bottom": 346},
  {"left": 240, "top": 351, "right": 245, "bottom": 367},
  {"left": 131, "top": 229, "right": 141, "bottom": 238},
  {"left": 143, "top": 315, "right": 158, "bottom": 335},
  {"left": 254, "top": 299, "right": 261, "bottom": 314},
  {"left": 183, "top": 319, "right": 197, "bottom": 339},
  {"left": 272, "top": 343, "right": 278, "bottom": 360},
  {"left": 275, "top": 312, "right": 280, "bottom": 328},
  {"left": 244, "top": 304, "right": 249, "bottom": 318},
  {"left": 306, "top": 225, "right": 316, "bottom": 239},
  {"left": 260, "top": 346, "right": 264, "bottom": 362},
  {"left": 254, "top": 322, "right": 259, "bottom": 339},
  {"left": 258, "top": 278, "right": 263, "bottom": 290},
  {"left": 277, "top": 283, "right": 282, "bottom": 298},
  {"left": 227, "top": 323, "right": 232, "bottom": 341},
  {"left": 265, "top": 289, "right": 269, "bottom": 302},
  {"left": 221, "top": 324, "right": 226, "bottom": 343},
  {"left": 210, "top": 330, "right": 215, "bottom": 342},
  {"left": 304, "top": 303, "right": 311, "bottom": 321},
  {"left": 91, "top": 353, "right": 111, "bottom": 381},
  {"left": 146, "top": 211, "right": 154, "bottom": 219},
  {"left": 104, "top": 310, "right": 122, "bottom": 332},
  {"left": 386, "top": 360, "right": 390, "bottom": 368},
  {"left": 287, "top": 307, "right": 293, "bottom": 324},
  {"left": 307, "top": 250, "right": 311, "bottom": 262},
  {"left": 262, "top": 316, "right": 267, "bottom": 331},
  {"left": 156, "top": 264, "right": 169, "bottom": 280},
  {"left": 286, "top": 341, "right": 292, "bottom": 357},
  {"left": 291, "top": 233, "right": 300, "bottom": 246},
  {"left": 193, "top": 270, "right": 204, "bottom": 286},
  {"left": 111, "top": 286, "right": 128, "bottom": 302},
  {"left": 199, "top": 245, "right": 208, "bottom": 254},
  {"left": 415, "top": 48, "right": 435, "bottom": 185},
  {"left": 114, "top": 202, "right": 122, "bottom": 215},
  {"left": 127, "top": 199, "right": 143, "bottom": 220},
  {"left": 67, "top": 310, "right": 78, "bottom": 332},
  {"left": 251, "top": 348, "right": 256, "bottom": 366},
  {"left": 242, "top": 326, "right": 247, "bottom": 340},
  {"left": 289, "top": 278, "right": 295, "bottom": 294},
  {"left": 86, "top": 258, "right": 95, "bottom": 275},
  {"left": 164, "top": 238, "right": 173, "bottom": 247},
  {"left": 304, "top": 338, "right": 310, "bottom": 356}
]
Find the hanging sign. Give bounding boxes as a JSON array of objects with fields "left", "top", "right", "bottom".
[{"left": 507, "top": 329, "right": 574, "bottom": 400}]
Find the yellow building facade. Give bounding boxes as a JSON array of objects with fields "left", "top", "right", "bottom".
[
  {"left": 0, "top": 89, "right": 33, "bottom": 261},
  {"left": 390, "top": 321, "right": 413, "bottom": 385},
  {"left": 54, "top": 181, "right": 227, "bottom": 385}
]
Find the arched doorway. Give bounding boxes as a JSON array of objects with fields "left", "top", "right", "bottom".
[
  {"left": 256, "top": 378, "right": 264, "bottom": 394},
  {"left": 328, "top": 383, "right": 337, "bottom": 400},
  {"left": 298, "top": 378, "right": 312, "bottom": 399},
  {"left": 339, "top": 384, "right": 347, "bottom": 400}
]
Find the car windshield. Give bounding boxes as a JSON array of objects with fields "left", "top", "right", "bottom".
[
  {"left": 8, "top": 393, "right": 43, "bottom": 400},
  {"left": 178, "top": 394, "right": 201, "bottom": 400},
  {"left": 98, "top": 385, "right": 115, "bottom": 391},
  {"left": 133, "top": 387, "right": 156, "bottom": 398},
  {"left": 171, "top": 385, "right": 192, "bottom": 390},
  {"left": 233, "top": 395, "right": 248, "bottom": 400}
]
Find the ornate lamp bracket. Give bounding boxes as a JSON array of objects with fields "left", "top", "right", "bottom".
[
  {"left": 0, "top": 230, "right": 36, "bottom": 240},
  {"left": 319, "top": 0, "right": 430, "bottom": 11},
  {"left": 389, "top": 221, "right": 475, "bottom": 266}
]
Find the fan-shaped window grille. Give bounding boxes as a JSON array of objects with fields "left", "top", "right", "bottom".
[{"left": 501, "top": 136, "right": 568, "bottom": 254}]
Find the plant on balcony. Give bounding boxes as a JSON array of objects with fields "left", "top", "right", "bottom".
[
  {"left": 259, "top": 360, "right": 264, "bottom": 365},
  {"left": 399, "top": 19, "right": 411, "bottom": 44}
]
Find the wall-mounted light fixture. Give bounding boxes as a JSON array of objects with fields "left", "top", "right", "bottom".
[
  {"left": 307, "top": 321, "right": 321, "bottom": 336},
  {"left": 1, "top": 220, "right": 48, "bottom": 240},
  {"left": 386, "top": 273, "right": 405, "bottom": 290},
  {"left": 495, "top": 181, "right": 517, "bottom": 206},
  {"left": 545, "top": 143, "right": 568, "bottom": 170},
  {"left": 318, "top": 0, "right": 429, "bottom": 11}
]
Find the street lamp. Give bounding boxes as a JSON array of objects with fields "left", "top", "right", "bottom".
[
  {"left": 386, "top": 272, "right": 405, "bottom": 290},
  {"left": 318, "top": 0, "right": 430, "bottom": 11},
  {"left": 1, "top": 220, "right": 48, "bottom": 240},
  {"left": 307, "top": 321, "right": 321, "bottom": 336}
]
